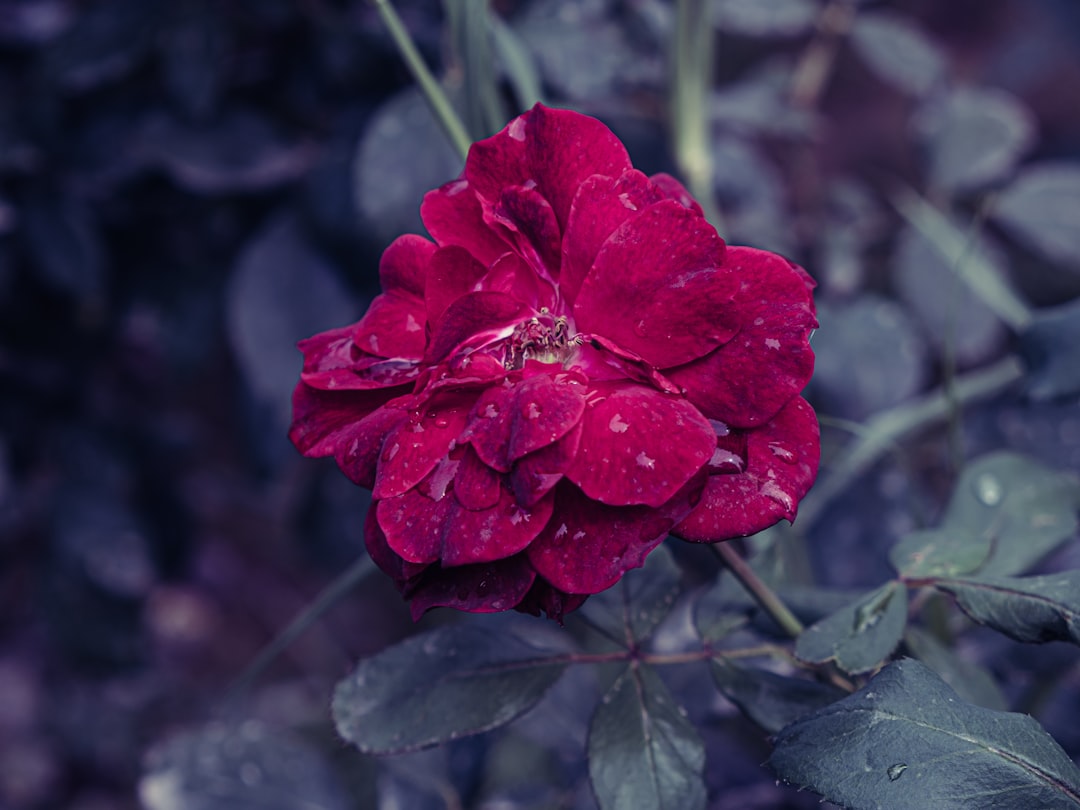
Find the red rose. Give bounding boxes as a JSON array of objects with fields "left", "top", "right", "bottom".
[{"left": 290, "top": 104, "right": 819, "bottom": 621}]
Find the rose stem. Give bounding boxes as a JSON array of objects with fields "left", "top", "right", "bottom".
[
  {"left": 222, "top": 555, "right": 376, "bottom": 705},
  {"left": 373, "top": 0, "right": 472, "bottom": 162},
  {"left": 711, "top": 542, "right": 804, "bottom": 639}
]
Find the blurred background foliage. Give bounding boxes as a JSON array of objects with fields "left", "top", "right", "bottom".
[{"left": 0, "top": 0, "right": 1079, "bottom": 807}]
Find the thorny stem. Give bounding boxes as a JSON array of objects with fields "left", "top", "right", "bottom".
[
  {"left": 224, "top": 555, "right": 376, "bottom": 703},
  {"left": 372, "top": 0, "right": 473, "bottom": 162},
  {"left": 711, "top": 542, "right": 805, "bottom": 638}
]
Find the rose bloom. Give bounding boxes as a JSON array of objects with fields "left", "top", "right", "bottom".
[{"left": 290, "top": 104, "right": 818, "bottom": 621}]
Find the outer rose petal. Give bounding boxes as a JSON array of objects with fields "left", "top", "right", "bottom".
[
  {"left": 379, "top": 234, "right": 436, "bottom": 297},
  {"left": 667, "top": 247, "right": 817, "bottom": 428},
  {"left": 453, "top": 445, "right": 502, "bottom": 511},
  {"left": 566, "top": 384, "right": 714, "bottom": 507},
  {"left": 290, "top": 382, "right": 405, "bottom": 466},
  {"left": 373, "top": 396, "right": 471, "bottom": 499},
  {"left": 353, "top": 291, "right": 426, "bottom": 358},
  {"left": 515, "top": 579, "right": 588, "bottom": 622},
  {"left": 648, "top": 172, "right": 704, "bottom": 215},
  {"left": 376, "top": 486, "right": 554, "bottom": 566},
  {"left": 465, "top": 103, "right": 632, "bottom": 231},
  {"left": 298, "top": 328, "right": 421, "bottom": 391},
  {"left": 527, "top": 478, "right": 702, "bottom": 594},
  {"left": 560, "top": 170, "right": 667, "bottom": 305},
  {"left": 421, "top": 179, "right": 513, "bottom": 268},
  {"left": 672, "top": 396, "right": 820, "bottom": 542},
  {"left": 510, "top": 422, "right": 582, "bottom": 507},
  {"left": 574, "top": 201, "right": 738, "bottom": 368}
]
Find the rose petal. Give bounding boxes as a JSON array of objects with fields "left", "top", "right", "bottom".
[
  {"left": 425, "top": 245, "right": 488, "bottom": 326},
  {"left": 527, "top": 478, "right": 701, "bottom": 594},
  {"left": 376, "top": 486, "right": 554, "bottom": 566},
  {"left": 667, "top": 247, "right": 817, "bottom": 428},
  {"left": 425, "top": 291, "right": 530, "bottom": 364},
  {"left": 566, "top": 384, "right": 714, "bottom": 507},
  {"left": 648, "top": 172, "right": 704, "bottom": 215},
  {"left": 407, "top": 555, "right": 538, "bottom": 619},
  {"left": 515, "top": 579, "right": 588, "bottom": 622},
  {"left": 421, "top": 179, "right": 513, "bottom": 268},
  {"left": 509, "top": 422, "right": 582, "bottom": 507},
  {"left": 364, "top": 505, "right": 427, "bottom": 586},
  {"left": 478, "top": 249, "right": 555, "bottom": 312},
  {"left": 453, "top": 445, "right": 502, "bottom": 511},
  {"left": 379, "top": 234, "right": 436, "bottom": 297},
  {"left": 465, "top": 104, "right": 632, "bottom": 231},
  {"left": 574, "top": 201, "right": 738, "bottom": 368},
  {"left": 486, "top": 184, "right": 562, "bottom": 282},
  {"left": 372, "top": 396, "right": 471, "bottom": 499},
  {"left": 672, "top": 396, "right": 820, "bottom": 542},
  {"left": 560, "top": 169, "right": 666, "bottom": 305},
  {"left": 353, "top": 291, "right": 427, "bottom": 358},
  {"left": 290, "top": 382, "right": 406, "bottom": 464},
  {"left": 464, "top": 372, "right": 587, "bottom": 472}
]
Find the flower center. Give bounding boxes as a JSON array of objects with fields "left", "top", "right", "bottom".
[{"left": 503, "top": 308, "right": 580, "bottom": 370}]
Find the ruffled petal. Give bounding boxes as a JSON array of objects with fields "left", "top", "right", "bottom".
[
  {"left": 376, "top": 486, "right": 554, "bottom": 566},
  {"left": 648, "top": 172, "right": 704, "bottom": 215},
  {"left": 353, "top": 291, "right": 427, "bottom": 358},
  {"left": 566, "top": 384, "right": 713, "bottom": 507},
  {"left": 425, "top": 245, "right": 488, "bottom": 326},
  {"left": 486, "top": 184, "right": 562, "bottom": 281},
  {"left": 421, "top": 179, "right": 512, "bottom": 268},
  {"left": 465, "top": 104, "right": 632, "bottom": 230},
  {"left": 407, "top": 555, "right": 538, "bottom": 619},
  {"left": 372, "top": 395, "right": 471, "bottom": 499},
  {"left": 667, "top": 247, "right": 817, "bottom": 428},
  {"left": 527, "top": 478, "right": 702, "bottom": 594},
  {"left": 672, "top": 396, "right": 820, "bottom": 542},
  {"left": 453, "top": 445, "right": 502, "bottom": 511},
  {"left": 379, "top": 234, "right": 436, "bottom": 297},
  {"left": 424, "top": 291, "right": 530, "bottom": 364},
  {"left": 477, "top": 252, "right": 555, "bottom": 312},
  {"left": 515, "top": 578, "right": 588, "bottom": 622},
  {"left": 560, "top": 169, "right": 666, "bottom": 305},
  {"left": 574, "top": 201, "right": 738, "bottom": 368},
  {"left": 464, "top": 372, "right": 588, "bottom": 472},
  {"left": 289, "top": 382, "right": 406, "bottom": 466},
  {"left": 509, "top": 422, "right": 582, "bottom": 507}
]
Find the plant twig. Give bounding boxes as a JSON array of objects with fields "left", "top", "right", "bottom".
[
  {"left": 373, "top": 0, "right": 472, "bottom": 162},
  {"left": 712, "top": 542, "right": 805, "bottom": 639}
]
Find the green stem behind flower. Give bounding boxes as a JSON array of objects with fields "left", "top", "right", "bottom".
[
  {"left": 712, "top": 542, "right": 805, "bottom": 638},
  {"left": 373, "top": 0, "right": 473, "bottom": 162}
]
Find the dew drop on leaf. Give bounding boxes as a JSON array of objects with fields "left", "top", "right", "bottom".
[
  {"left": 887, "top": 763, "right": 907, "bottom": 781},
  {"left": 973, "top": 472, "right": 1003, "bottom": 506}
]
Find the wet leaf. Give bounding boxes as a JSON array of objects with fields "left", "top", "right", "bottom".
[
  {"left": 332, "top": 624, "right": 568, "bottom": 754},
  {"left": 770, "top": 658, "right": 1080, "bottom": 810},
  {"left": 795, "top": 581, "right": 908, "bottom": 675},
  {"left": 914, "top": 87, "right": 1036, "bottom": 193},
  {"left": 580, "top": 543, "right": 681, "bottom": 647},
  {"left": 993, "top": 162, "right": 1080, "bottom": 269},
  {"left": 903, "top": 626, "right": 1008, "bottom": 710},
  {"left": 139, "top": 721, "right": 351, "bottom": 810},
  {"left": 588, "top": 665, "right": 706, "bottom": 810},
  {"left": 1019, "top": 298, "right": 1080, "bottom": 401},
  {"left": 710, "top": 660, "right": 846, "bottom": 735},
  {"left": 850, "top": 11, "right": 947, "bottom": 97},
  {"left": 937, "top": 571, "right": 1080, "bottom": 646}
]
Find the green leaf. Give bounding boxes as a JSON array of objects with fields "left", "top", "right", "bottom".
[
  {"left": 710, "top": 660, "right": 846, "bottom": 735},
  {"left": 795, "top": 581, "right": 908, "bottom": 675},
  {"left": 850, "top": 11, "right": 947, "bottom": 97},
  {"left": 890, "top": 452, "right": 1080, "bottom": 579},
  {"left": 993, "top": 162, "right": 1080, "bottom": 268},
  {"left": 913, "top": 86, "right": 1036, "bottom": 193},
  {"left": 588, "top": 665, "right": 706, "bottom": 810},
  {"left": 903, "top": 626, "right": 1008, "bottom": 710},
  {"left": 332, "top": 624, "right": 568, "bottom": 754},
  {"left": 140, "top": 721, "right": 354, "bottom": 810},
  {"left": 1019, "top": 298, "right": 1080, "bottom": 401},
  {"left": 445, "top": 0, "right": 505, "bottom": 140},
  {"left": 580, "top": 544, "right": 681, "bottom": 647},
  {"left": 491, "top": 16, "right": 545, "bottom": 109},
  {"left": 770, "top": 658, "right": 1080, "bottom": 810},
  {"left": 936, "top": 571, "right": 1080, "bottom": 646}
]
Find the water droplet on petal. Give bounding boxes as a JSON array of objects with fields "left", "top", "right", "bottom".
[
  {"left": 526, "top": 402, "right": 541, "bottom": 419},
  {"left": 636, "top": 451, "right": 656, "bottom": 469},
  {"left": 708, "top": 447, "right": 743, "bottom": 473},
  {"left": 760, "top": 480, "right": 794, "bottom": 513},
  {"left": 608, "top": 414, "right": 629, "bottom": 433},
  {"left": 508, "top": 117, "right": 526, "bottom": 142},
  {"left": 768, "top": 443, "right": 797, "bottom": 464},
  {"left": 708, "top": 419, "right": 730, "bottom": 437},
  {"left": 382, "top": 443, "right": 400, "bottom": 462},
  {"left": 974, "top": 473, "right": 1003, "bottom": 506}
]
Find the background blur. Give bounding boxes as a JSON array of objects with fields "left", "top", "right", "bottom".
[{"left": 1, "top": 0, "right": 1079, "bottom": 807}]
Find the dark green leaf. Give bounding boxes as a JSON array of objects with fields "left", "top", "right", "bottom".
[
  {"left": 903, "top": 626, "right": 1008, "bottom": 710},
  {"left": 580, "top": 544, "right": 681, "bottom": 647},
  {"left": 795, "top": 581, "right": 908, "bottom": 675},
  {"left": 710, "top": 660, "right": 846, "bottom": 735},
  {"left": 711, "top": 0, "right": 818, "bottom": 37},
  {"left": 914, "top": 87, "right": 1036, "bottom": 193},
  {"left": 332, "top": 624, "right": 568, "bottom": 754},
  {"left": 937, "top": 571, "right": 1080, "bottom": 646},
  {"left": 770, "top": 658, "right": 1080, "bottom": 810},
  {"left": 890, "top": 452, "right": 1080, "bottom": 578},
  {"left": 588, "top": 665, "right": 706, "bottom": 810},
  {"left": 1019, "top": 298, "right": 1080, "bottom": 400},
  {"left": 851, "top": 12, "right": 947, "bottom": 97},
  {"left": 140, "top": 721, "right": 352, "bottom": 810},
  {"left": 994, "top": 162, "right": 1080, "bottom": 268}
]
